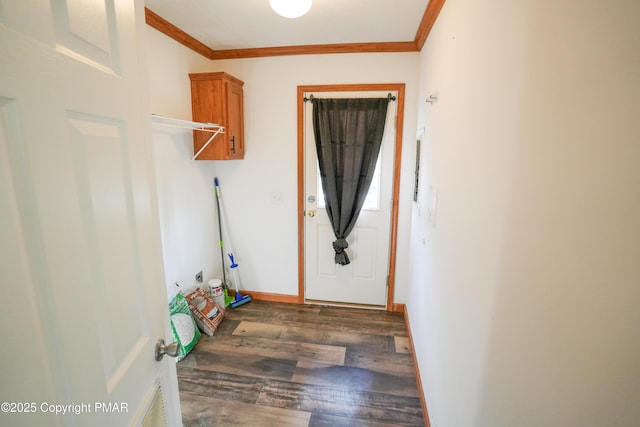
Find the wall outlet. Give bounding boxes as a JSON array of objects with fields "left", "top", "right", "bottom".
[
  {"left": 195, "top": 271, "right": 203, "bottom": 283},
  {"left": 270, "top": 192, "right": 283, "bottom": 205}
]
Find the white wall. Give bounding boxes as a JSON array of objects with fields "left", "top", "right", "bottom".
[
  {"left": 146, "top": 27, "right": 420, "bottom": 302},
  {"left": 146, "top": 27, "right": 218, "bottom": 295},
  {"left": 201, "top": 54, "right": 419, "bottom": 300},
  {"left": 409, "top": 0, "right": 640, "bottom": 425}
]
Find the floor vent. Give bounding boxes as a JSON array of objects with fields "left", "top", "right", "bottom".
[{"left": 142, "top": 385, "right": 167, "bottom": 427}]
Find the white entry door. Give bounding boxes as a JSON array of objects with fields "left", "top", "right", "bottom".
[
  {"left": 304, "top": 91, "right": 396, "bottom": 306},
  {"left": 0, "top": 2, "right": 180, "bottom": 427}
]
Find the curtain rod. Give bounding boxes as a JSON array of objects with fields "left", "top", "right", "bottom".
[{"left": 303, "top": 93, "right": 396, "bottom": 103}]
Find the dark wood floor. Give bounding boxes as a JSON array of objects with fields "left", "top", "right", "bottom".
[{"left": 177, "top": 300, "right": 424, "bottom": 426}]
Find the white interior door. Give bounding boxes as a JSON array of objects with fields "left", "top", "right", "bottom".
[
  {"left": 304, "top": 91, "right": 396, "bottom": 307},
  {"left": 0, "top": 2, "right": 180, "bottom": 426}
]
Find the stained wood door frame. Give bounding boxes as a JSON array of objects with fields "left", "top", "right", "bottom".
[{"left": 297, "top": 83, "right": 406, "bottom": 312}]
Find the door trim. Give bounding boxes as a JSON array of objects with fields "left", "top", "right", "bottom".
[{"left": 297, "top": 83, "right": 406, "bottom": 311}]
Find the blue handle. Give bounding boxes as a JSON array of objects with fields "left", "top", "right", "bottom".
[
  {"left": 227, "top": 253, "right": 238, "bottom": 268},
  {"left": 214, "top": 177, "right": 219, "bottom": 187}
]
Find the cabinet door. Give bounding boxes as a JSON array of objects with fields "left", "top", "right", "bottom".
[
  {"left": 227, "top": 82, "right": 245, "bottom": 159},
  {"left": 190, "top": 74, "right": 244, "bottom": 160},
  {"left": 191, "top": 78, "right": 227, "bottom": 159}
]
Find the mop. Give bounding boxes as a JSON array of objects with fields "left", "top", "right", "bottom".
[
  {"left": 214, "top": 177, "right": 250, "bottom": 308},
  {"left": 214, "top": 177, "right": 232, "bottom": 307},
  {"left": 227, "top": 253, "right": 251, "bottom": 308}
]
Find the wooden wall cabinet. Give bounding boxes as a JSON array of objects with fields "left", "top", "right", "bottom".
[{"left": 189, "top": 72, "right": 245, "bottom": 160}]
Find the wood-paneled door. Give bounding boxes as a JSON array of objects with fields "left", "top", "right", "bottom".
[{"left": 0, "top": 1, "right": 181, "bottom": 426}]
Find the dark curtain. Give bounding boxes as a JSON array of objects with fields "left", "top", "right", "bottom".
[{"left": 312, "top": 98, "right": 389, "bottom": 265}]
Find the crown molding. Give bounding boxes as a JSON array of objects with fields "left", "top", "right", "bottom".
[
  {"left": 414, "top": 0, "right": 447, "bottom": 50},
  {"left": 209, "top": 41, "right": 418, "bottom": 60},
  {"left": 144, "top": 8, "right": 216, "bottom": 59},
  {"left": 145, "top": 0, "right": 445, "bottom": 60}
]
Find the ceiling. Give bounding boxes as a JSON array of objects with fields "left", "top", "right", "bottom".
[{"left": 144, "top": 0, "right": 444, "bottom": 60}]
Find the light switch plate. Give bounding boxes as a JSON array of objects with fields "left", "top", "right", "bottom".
[
  {"left": 426, "top": 186, "right": 437, "bottom": 227},
  {"left": 270, "top": 192, "right": 283, "bottom": 204}
]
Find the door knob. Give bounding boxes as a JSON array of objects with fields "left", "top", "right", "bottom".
[
  {"left": 308, "top": 210, "right": 316, "bottom": 217},
  {"left": 155, "top": 339, "right": 180, "bottom": 361}
]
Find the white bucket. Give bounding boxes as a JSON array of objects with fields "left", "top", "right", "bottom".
[{"left": 208, "top": 279, "right": 225, "bottom": 307}]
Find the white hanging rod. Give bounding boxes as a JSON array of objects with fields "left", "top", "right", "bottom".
[
  {"left": 151, "top": 114, "right": 225, "bottom": 160},
  {"left": 151, "top": 114, "right": 223, "bottom": 132}
]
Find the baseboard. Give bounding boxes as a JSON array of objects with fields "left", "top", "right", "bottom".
[
  {"left": 402, "top": 305, "right": 431, "bottom": 427},
  {"left": 230, "top": 290, "right": 404, "bottom": 312},
  {"left": 228, "top": 289, "right": 301, "bottom": 304},
  {"left": 391, "top": 302, "right": 406, "bottom": 313},
  {"left": 306, "top": 299, "right": 387, "bottom": 310}
]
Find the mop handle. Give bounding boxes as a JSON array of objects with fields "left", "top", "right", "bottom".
[{"left": 214, "top": 177, "right": 226, "bottom": 287}]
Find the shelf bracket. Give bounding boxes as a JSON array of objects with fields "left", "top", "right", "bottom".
[
  {"left": 150, "top": 114, "right": 225, "bottom": 160},
  {"left": 192, "top": 128, "right": 224, "bottom": 160}
]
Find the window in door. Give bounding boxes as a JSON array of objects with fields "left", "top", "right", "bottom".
[{"left": 316, "top": 155, "right": 382, "bottom": 211}]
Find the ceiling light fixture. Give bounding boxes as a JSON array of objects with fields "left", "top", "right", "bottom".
[{"left": 269, "top": 0, "right": 312, "bottom": 19}]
